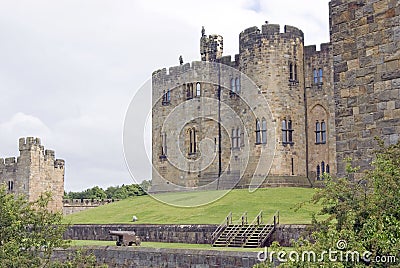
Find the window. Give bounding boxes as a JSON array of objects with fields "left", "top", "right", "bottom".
[
  {"left": 240, "top": 130, "right": 244, "bottom": 147},
  {"left": 235, "top": 78, "right": 241, "bottom": 94},
  {"left": 282, "top": 119, "right": 294, "bottom": 145},
  {"left": 237, "top": 128, "right": 242, "bottom": 147},
  {"left": 161, "top": 132, "right": 167, "bottom": 157},
  {"left": 230, "top": 78, "right": 235, "bottom": 93},
  {"left": 294, "top": 64, "right": 298, "bottom": 81},
  {"left": 313, "top": 69, "right": 318, "bottom": 84},
  {"left": 291, "top": 158, "right": 294, "bottom": 176},
  {"left": 319, "top": 68, "right": 323, "bottom": 83},
  {"left": 232, "top": 128, "right": 241, "bottom": 149},
  {"left": 317, "top": 162, "right": 330, "bottom": 180},
  {"left": 261, "top": 118, "right": 267, "bottom": 144},
  {"left": 287, "top": 120, "right": 293, "bottom": 143},
  {"left": 196, "top": 82, "right": 201, "bottom": 96},
  {"left": 186, "top": 84, "right": 193, "bottom": 100},
  {"left": 315, "top": 121, "right": 326, "bottom": 144},
  {"left": 282, "top": 119, "right": 287, "bottom": 143},
  {"left": 315, "top": 121, "right": 321, "bottom": 143},
  {"left": 232, "top": 129, "right": 237, "bottom": 149},
  {"left": 289, "top": 63, "right": 293, "bottom": 80},
  {"left": 189, "top": 128, "right": 196, "bottom": 155},
  {"left": 8, "top": 181, "right": 14, "bottom": 191},
  {"left": 255, "top": 119, "right": 261, "bottom": 144},
  {"left": 162, "top": 89, "right": 171, "bottom": 105},
  {"left": 321, "top": 122, "right": 326, "bottom": 143}
]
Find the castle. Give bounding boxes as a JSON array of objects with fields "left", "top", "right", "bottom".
[
  {"left": 151, "top": 0, "right": 400, "bottom": 192},
  {"left": 0, "top": 137, "right": 65, "bottom": 211}
]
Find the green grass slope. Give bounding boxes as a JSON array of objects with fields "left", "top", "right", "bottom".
[{"left": 63, "top": 188, "right": 321, "bottom": 225}]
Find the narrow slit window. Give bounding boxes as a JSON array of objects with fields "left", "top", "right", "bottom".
[{"left": 196, "top": 83, "right": 201, "bottom": 96}]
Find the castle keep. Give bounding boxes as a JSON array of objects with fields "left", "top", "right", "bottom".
[
  {"left": 151, "top": 24, "right": 335, "bottom": 192},
  {"left": 0, "top": 137, "right": 65, "bottom": 211}
]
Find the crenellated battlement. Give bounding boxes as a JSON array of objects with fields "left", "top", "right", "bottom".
[
  {"left": 0, "top": 137, "right": 65, "bottom": 211},
  {"left": 304, "top": 43, "right": 331, "bottom": 57},
  {"left": 239, "top": 23, "right": 304, "bottom": 53},
  {"left": 19, "top": 137, "right": 42, "bottom": 151}
]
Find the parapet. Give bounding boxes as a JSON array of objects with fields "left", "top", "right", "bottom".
[
  {"left": 55, "top": 159, "right": 65, "bottom": 169},
  {"left": 19, "top": 137, "right": 42, "bottom": 151},
  {"left": 5, "top": 157, "right": 16, "bottom": 165},
  {"left": 304, "top": 42, "right": 331, "bottom": 57},
  {"left": 239, "top": 22, "right": 304, "bottom": 53}
]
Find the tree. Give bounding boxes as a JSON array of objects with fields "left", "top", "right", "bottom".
[
  {"left": 255, "top": 140, "right": 400, "bottom": 267},
  {"left": 0, "top": 186, "right": 106, "bottom": 268}
]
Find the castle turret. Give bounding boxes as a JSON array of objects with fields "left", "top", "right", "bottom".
[
  {"left": 0, "top": 137, "right": 64, "bottom": 212},
  {"left": 200, "top": 27, "right": 223, "bottom": 62}
]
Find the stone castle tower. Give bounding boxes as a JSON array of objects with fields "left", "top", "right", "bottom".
[
  {"left": 151, "top": 22, "right": 335, "bottom": 192},
  {"left": 0, "top": 137, "right": 65, "bottom": 211}
]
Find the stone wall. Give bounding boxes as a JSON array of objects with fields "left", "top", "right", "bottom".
[
  {"left": 64, "top": 224, "right": 312, "bottom": 247},
  {"left": 330, "top": 0, "right": 400, "bottom": 176},
  {"left": 64, "top": 224, "right": 218, "bottom": 244},
  {"left": 0, "top": 137, "right": 64, "bottom": 211},
  {"left": 63, "top": 199, "right": 120, "bottom": 215},
  {"left": 52, "top": 246, "right": 260, "bottom": 268},
  {"left": 267, "top": 224, "right": 313, "bottom": 247}
]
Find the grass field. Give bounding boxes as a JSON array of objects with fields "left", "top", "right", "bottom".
[{"left": 63, "top": 188, "right": 321, "bottom": 225}]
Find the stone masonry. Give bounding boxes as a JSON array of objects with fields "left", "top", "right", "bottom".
[
  {"left": 330, "top": 0, "right": 400, "bottom": 177},
  {"left": 0, "top": 137, "right": 65, "bottom": 211}
]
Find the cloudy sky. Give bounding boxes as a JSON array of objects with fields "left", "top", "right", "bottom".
[{"left": 0, "top": 0, "right": 330, "bottom": 191}]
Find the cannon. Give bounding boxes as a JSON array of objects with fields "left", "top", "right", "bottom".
[{"left": 109, "top": 230, "right": 141, "bottom": 246}]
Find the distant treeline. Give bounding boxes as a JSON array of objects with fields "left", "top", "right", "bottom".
[{"left": 64, "top": 180, "right": 151, "bottom": 200}]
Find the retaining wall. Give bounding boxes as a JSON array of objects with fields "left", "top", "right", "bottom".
[{"left": 52, "top": 246, "right": 260, "bottom": 268}]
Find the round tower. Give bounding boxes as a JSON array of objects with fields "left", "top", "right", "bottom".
[{"left": 238, "top": 22, "right": 309, "bottom": 184}]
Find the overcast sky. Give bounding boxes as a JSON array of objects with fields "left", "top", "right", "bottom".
[{"left": 0, "top": 0, "right": 330, "bottom": 191}]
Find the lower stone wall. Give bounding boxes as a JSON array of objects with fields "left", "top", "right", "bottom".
[
  {"left": 64, "top": 224, "right": 218, "bottom": 244},
  {"left": 64, "top": 224, "right": 313, "bottom": 247},
  {"left": 267, "top": 224, "right": 313, "bottom": 247},
  {"left": 52, "top": 246, "right": 260, "bottom": 268}
]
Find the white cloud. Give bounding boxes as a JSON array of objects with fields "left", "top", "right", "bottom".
[{"left": 0, "top": 0, "right": 331, "bottom": 191}]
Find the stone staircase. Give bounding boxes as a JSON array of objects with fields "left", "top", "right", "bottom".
[{"left": 211, "top": 211, "right": 279, "bottom": 248}]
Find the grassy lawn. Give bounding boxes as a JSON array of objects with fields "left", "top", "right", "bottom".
[
  {"left": 63, "top": 188, "right": 321, "bottom": 225},
  {"left": 69, "top": 240, "right": 267, "bottom": 252}
]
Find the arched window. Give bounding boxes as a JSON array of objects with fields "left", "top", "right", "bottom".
[
  {"left": 316, "top": 121, "right": 321, "bottom": 143},
  {"left": 289, "top": 63, "right": 293, "bottom": 80},
  {"left": 316, "top": 165, "right": 320, "bottom": 180},
  {"left": 321, "top": 122, "right": 326, "bottom": 143},
  {"left": 256, "top": 119, "right": 261, "bottom": 144},
  {"left": 231, "top": 78, "right": 235, "bottom": 93},
  {"left": 8, "top": 181, "right": 14, "bottom": 191},
  {"left": 196, "top": 82, "right": 201, "bottom": 96},
  {"left": 262, "top": 118, "right": 267, "bottom": 144},
  {"left": 319, "top": 68, "right": 323, "bottom": 83},
  {"left": 186, "top": 84, "right": 193, "bottom": 99},
  {"left": 294, "top": 64, "right": 298, "bottom": 81},
  {"left": 282, "top": 119, "right": 287, "bottom": 143},
  {"left": 313, "top": 69, "right": 318, "bottom": 84},
  {"left": 326, "top": 164, "right": 330, "bottom": 174},
  {"left": 321, "top": 161, "right": 325, "bottom": 174},
  {"left": 235, "top": 78, "right": 240, "bottom": 94}
]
